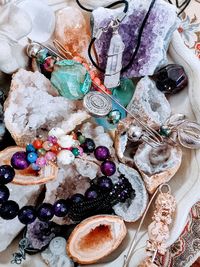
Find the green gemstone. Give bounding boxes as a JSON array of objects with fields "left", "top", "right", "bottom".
[
  {"left": 111, "top": 78, "right": 135, "bottom": 107},
  {"left": 159, "top": 126, "right": 171, "bottom": 137},
  {"left": 51, "top": 60, "right": 92, "bottom": 100},
  {"left": 37, "top": 148, "right": 46, "bottom": 156},
  {"left": 78, "top": 135, "right": 86, "bottom": 144},
  {"left": 107, "top": 110, "right": 121, "bottom": 125},
  {"left": 72, "top": 148, "right": 80, "bottom": 157}
]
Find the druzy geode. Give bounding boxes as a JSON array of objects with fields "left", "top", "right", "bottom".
[
  {"left": 51, "top": 60, "right": 91, "bottom": 100},
  {"left": 92, "top": 0, "right": 178, "bottom": 78}
]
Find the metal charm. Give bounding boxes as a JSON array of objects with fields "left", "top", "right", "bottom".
[{"left": 83, "top": 91, "right": 112, "bottom": 117}]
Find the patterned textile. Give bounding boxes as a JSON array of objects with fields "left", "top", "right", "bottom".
[{"left": 156, "top": 202, "right": 200, "bottom": 267}]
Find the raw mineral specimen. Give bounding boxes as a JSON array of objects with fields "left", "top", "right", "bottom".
[
  {"left": 92, "top": 0, "right": 178, "bottom": 78},
  {"left": 54, "top": 7, "right": 90, "bottom": 60}
]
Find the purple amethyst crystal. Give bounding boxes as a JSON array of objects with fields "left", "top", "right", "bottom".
[{"left": 92, "top": 1, "right": 178, "bottom": 78}]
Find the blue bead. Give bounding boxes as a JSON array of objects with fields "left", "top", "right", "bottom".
[
  {"left": 0, "top": 165, "right": 15, "bottom": 184},
  {"left": 37, "top": 203, "right": 54, "bottom": 222},
  {"left": 26, "top": 144, "right": 36, "bottom": 153},
  {"left": 31, "top": 163, "right": 40, "bottom": 171},
  {"left": 53, "top": 199, "right": 69, "bottom": 217},
  {"left": 0, "top": 200, "right": 19, "bottom": 220},
  {"left": 18, "top": 206, "right": 37, "bottom": 225},
  {"left": 27, "top": 152, "right": 38, "bottom": 163}
]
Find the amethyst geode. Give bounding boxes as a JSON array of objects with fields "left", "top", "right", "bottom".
[{"left": 92, "top": 0, "right": 179, "bottom": 78}]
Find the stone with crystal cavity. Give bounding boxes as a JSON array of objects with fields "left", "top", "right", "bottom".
[
  {"left": 92, "top": 1, "right": 178, "bottom": 78},
  {"left": 51, "top": 60, "right": 92, "bottom": 100},
  {"left": 54, "top": 6, "right": 90, "bottom": 60}
]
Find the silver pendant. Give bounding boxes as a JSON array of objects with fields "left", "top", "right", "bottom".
[
  {"left": 104, "top": 29, "right": 125, "bottom": 89},
  {"left": 83, "top": 91, "right": 112, "bottom": 117}
]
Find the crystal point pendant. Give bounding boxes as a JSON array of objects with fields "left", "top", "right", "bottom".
[
  {"left": 104, "top": 29, "right": 125, "bottom": 89},
  {"left": 177, "top": 121, "right": 200, "bottom": 149}
]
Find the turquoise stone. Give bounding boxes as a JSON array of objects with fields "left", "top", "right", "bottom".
[
  {"left": 36, "top": 48, "right": 49, "bottom": 64},
  {"left": 95, "top": 99, "right": 126, "bottom": 130},
  {"left": 51, "top": 60, "right": 92, "bottom": 100},
  {"left": 107, "top": 110, "right": 121, "bottom": 124},
  {"left": 111, "top": 78, "right": 135, "bottom": 107}
]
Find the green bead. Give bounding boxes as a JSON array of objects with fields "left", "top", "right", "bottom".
[
  {"left": 159, "top": 126, "right": 171, "bottom": 137},
  {"left": 50, "top": 60, "right": 91, "bottom": 100},
  {"left": 36, "top": 48, "right": 49, "bottom": 64},
  {"left": 78, "top": 135, "right": 86, "bottom": 144},
  {"left": 37, "top": 148, "right": 46, "bottom": 156},
  {"left": 107, "top": 110, "right": 121, "bottom": 125},
  {"left": 72, "top": 148, "right": 80, "bottom": 157},
  {"left": 112, "top": 78, "right": 135, "bottom": 107}
]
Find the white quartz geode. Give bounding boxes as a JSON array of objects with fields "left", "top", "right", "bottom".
[{"left": 4, "top": 69, "right": 90, "bottom": 146}]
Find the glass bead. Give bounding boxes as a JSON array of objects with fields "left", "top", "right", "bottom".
[
  {"left": 45, "top": 152, "right": 56, "bottom": 161},
  {"left": 0, "top": 185, "right": 10, "bottom": 203},
  {"left": 27, "top": 152, "right": 38, "bottom": 163},
  {"left": 112, "top": 78, "right": 135, "bottom": 107},
  {"left": 0, "top": 165, "right": 15, "bottom": 184},
  {"left": 11, "top": 152, "right": 30, "bottom": 170},
  {"left": 37, "top": 148, "right": 46, "bottom": 156},
  {"left": 37, "top": 203, "right": 54, "bottom": 222},
  {"left": 47, "top": 136, "right": 58, "bottom": 144},
  {"left": 78, "top": 147, "right": 84, "bottom": 156},
  {"left": 33, "top": 139, "right": 43, "bottom": 149},
  {"left": 50, "top": 144, "right": 61, "bottom": 154},
  {"left": 18, "top": 206, "right": 37, "bottom": 225},
  {"left": 94, "top": 146, "right": 110, "bottom": 161},
  {"left": 36, "top": 157, "right": 47, "bottom": 168},
  {"left": 72, "top": 148, "right": 80, "bottom": 157},
  {"left": 153, "top": 64, "right": 188, "bottom": 94},
  {"left": 97, "top": 176, "right": 113, "bottom": 191},
  {"left": 42, "top": 141, "right": 52, "bottom": 151},
  {"left": 81, "top": 138, "right": 95, "bottom": 154},
  {"left": 50, "top": 60, "right": 92, "bottom": 100},
  {"left": 101, "top": 161, "right": 116, "bottom": 176},
  {"left": 26, "top": 144, "right": 36, "bottom": 153},
  {"left": 71, "top": 194, "right": 85, "bottom": 204},
  {"left": 85, "top": 188, "right": 98, "bottom": 200},
  {"left": 53, "top": 199, "right": 69, "bottom": 217},
  {"left": 31, "top": 163, "right": 41, "bottom": 171},
  {"left": 0, "top": 200, "right": 19, "bottom": 220},
  {"left": 78, "top": 135, "right": 86, "bottom": 144},
  {"left": 107, "top": 110, "right": 121, "bottom": 125},
  {"left": 42, "top": 56, "right": 56, "bottom": 73}
]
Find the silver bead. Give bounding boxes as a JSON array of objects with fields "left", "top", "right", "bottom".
[
  {"left": 26, "top": 42, "right": 41, "bottom": 58},
  {"left": 128, "top": 125, "right": 142, "bottom": 142}
]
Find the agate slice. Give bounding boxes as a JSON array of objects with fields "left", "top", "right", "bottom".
[
  {"left": 0, "top": 147, "right": 58, "bottom": 185},
  {"left": 92, "top": 0, "right": 178, "bottom": 77},
  {"left": 113, "top": 163, "right": 148, "bottom": 222},
  {"left": 67, "top": 215, "right": 127, "bottom": 264},
  {"left": 134, "top": 143, "right": 182, "bottom": 194}
]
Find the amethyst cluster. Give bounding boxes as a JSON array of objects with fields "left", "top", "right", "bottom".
[{"left": 92, "top": 0, "right": 178, "bottom": 78}]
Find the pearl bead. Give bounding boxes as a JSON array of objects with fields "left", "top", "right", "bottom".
[
  {"left": 57, "top": 135, "right": 76, "bottom": 149},
  {"left": 48, "top": 128, "right": 65, "bottom": 138},
  {"left": 57, "top": 150, "right": 75, "bottom": 165}
]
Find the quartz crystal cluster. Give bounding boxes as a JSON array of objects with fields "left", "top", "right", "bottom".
[{"left": 92, "top": 0, "right": 179, "bottom": 77}]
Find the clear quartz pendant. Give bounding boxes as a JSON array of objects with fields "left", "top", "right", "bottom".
[
  {"left": 16, "top": 0, "right": 55, "bottom": 43},
  {"left": 104, "top": 28, "right": 125, "bottom": 89},
  {"left": 177, "top": 121, "right": 200, "bottom": 149}
]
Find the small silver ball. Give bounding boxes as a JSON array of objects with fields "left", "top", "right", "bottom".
[
  {"left": 26, "top": 43, "right": 41, "bottom": 58},
  {"left": 128, "top": 125, "right": 142, "bottom": 142}
]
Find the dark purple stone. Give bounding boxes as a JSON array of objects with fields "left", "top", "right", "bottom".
[
  {"left": 37, "top": 203, "right": 54, "bottom": 222},
  {"left": 53, "top": 199, "right": 69, "bottom": 217},
  {"left": 71, "top": 194, "right": 85, "bottom": 204},
  {"left": 11, "top": 152, "right": 30, "bottom": 170},
  {"left": 0, "top": 185, "right": 10, "bottom": 203},
  {"left": 18, "top": 206, "right": 37, "bottom": 225},
  {"left": 153, "top": 64, "right": 188, "bottom": 94},
  {"left": 81, "top": 138, "right": 96, "bottom": 154},
  {"left": 0, "top": 200, "right": 19, "bottom": 220},
  {"left": 94, "top": 146, "right": 110, "bottom": 161},
  {"left": 0, "top": 165, "right": 15, "bottom": 184},
  {"left": 85, "top": 188, "right": 98, "bottom": 200},
  {"left": 97, "top": 176, "right": 113, "bottom": 191},
  {"left": 101, "top": 161, "right": 116, "bottom": 176}
]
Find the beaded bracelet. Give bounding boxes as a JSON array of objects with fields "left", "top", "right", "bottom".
[{"left": 0, "top": 131, "right": 135, "bottom": 225}]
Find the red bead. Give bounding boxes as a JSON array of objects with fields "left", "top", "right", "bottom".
[
  {"left": 50, "top": 143, "right": 61, "bottom": 154},
  {"left": 33, "top": 139, "right": 43, "bottom": 149}
]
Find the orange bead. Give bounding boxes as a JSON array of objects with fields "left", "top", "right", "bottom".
[
  {"left": 94, "top": 77, "right": 101, "bottom": 86},
  {"left": 50, "top": 143, "right": 61, "bottom": 154},
  {"left": 33, "top": 139, "right": 43, "bottom": 149}
]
